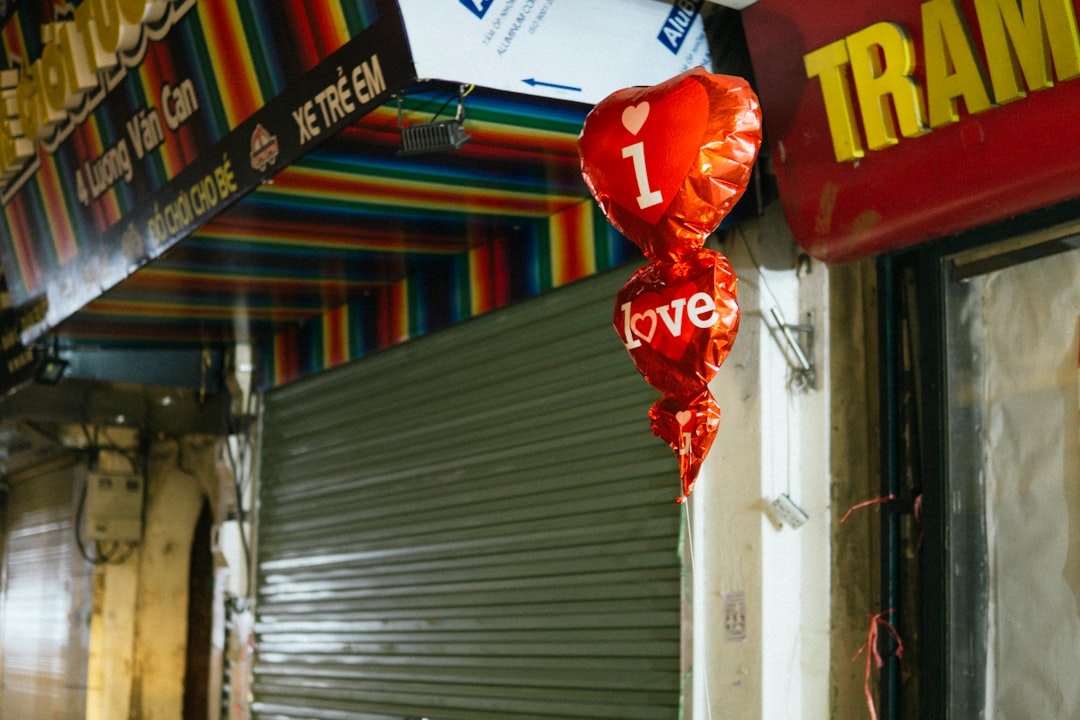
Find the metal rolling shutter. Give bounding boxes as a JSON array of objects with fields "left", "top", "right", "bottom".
[
  {"left": 1, "top": 463, "right": 91, "bottom": 720},
  {"left": 255, "top": 269, "right": 681, "bottom": 720}
]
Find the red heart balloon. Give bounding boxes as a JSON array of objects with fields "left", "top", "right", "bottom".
[
  {"left": 580, "top": 68, "right": 762, "bottom": 263},
  {"left": 649, "top": 387, "right": 721, "bottom": 502},
  {"left": 581, "top": 78, "right": 709, "bottom": 227},
  {"left": 613, "top": 248, "right": 739, "bottom": 396}
]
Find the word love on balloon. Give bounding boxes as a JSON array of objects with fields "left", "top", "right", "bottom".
[
  {"left": 619, "top": 283, "right": 719, "bottom": 351},
  {"left": 614, "top": 249, "right": 739, "bottom": 396},
  {"left": 579, "top": 67, "right": 761, "bottom": 263}
]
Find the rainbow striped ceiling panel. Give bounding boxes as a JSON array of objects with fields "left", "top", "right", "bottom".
[{"left": 53, "top": 86, "right": 642, "bottom": 385}]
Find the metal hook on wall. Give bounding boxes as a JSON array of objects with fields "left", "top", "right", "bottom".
[{"left": 769, "top": 307, "right": 816, "bottom": 391}]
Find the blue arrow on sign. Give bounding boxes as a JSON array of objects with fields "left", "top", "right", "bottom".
[{"left": 522, "top": 78, "right": 582, "bottom": 92}]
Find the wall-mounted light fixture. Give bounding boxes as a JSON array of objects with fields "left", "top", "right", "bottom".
[
  {"left": 397, "top": 84, "right": 472, "bottom": 156},
  {"left": 34, "top": 339, "right": 68, "bottom": 385}
]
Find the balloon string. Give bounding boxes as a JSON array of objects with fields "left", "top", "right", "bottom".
[
  {"left": 837, "top": 493, "right": 896, "bottom": 525},
  {"left": 683, "top": 498, "right": 714, "bottom": 720},
  {"left": 852, "top": 609, "right": 903, "bottom": 720}
]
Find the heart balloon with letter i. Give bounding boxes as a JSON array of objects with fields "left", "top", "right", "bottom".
[{"left": 579, "top": 67, "right": 762, "bottom": 501}]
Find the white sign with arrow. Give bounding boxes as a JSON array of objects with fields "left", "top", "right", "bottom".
[{"left": 396, "top": 0, "right": 712, "bottom": 104}]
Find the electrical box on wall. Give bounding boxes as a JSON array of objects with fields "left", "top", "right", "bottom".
[{"left": 86, "top": 470, "right": 144, "bottom": 542}]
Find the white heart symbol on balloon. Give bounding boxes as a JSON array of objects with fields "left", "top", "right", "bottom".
[
  {"left": 621, "top": 102, "right": 650, "bottom": 136},
  {"left": 631, "top": 309, "right": 657, "bottom": 343}
]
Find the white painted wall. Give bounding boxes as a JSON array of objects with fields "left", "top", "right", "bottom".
[{"left": 688, "top": 210, "right": 831, "bottom": 720}]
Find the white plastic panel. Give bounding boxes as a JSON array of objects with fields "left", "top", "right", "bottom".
[{"left": 396, "top": 0, "right": 713, "bottom": 103}]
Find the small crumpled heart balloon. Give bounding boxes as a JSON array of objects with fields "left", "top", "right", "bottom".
[
  {"left": 649, "top": 387, "right": 722, "bottom": 501},
  {"left": 613, "top": 248, "right": 739, "bottom": 396},
  {"left": 579, "top": 67, "right": 762, "bottom": 263}
]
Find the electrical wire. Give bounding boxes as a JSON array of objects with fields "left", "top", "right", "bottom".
[
  {"left": 735, "top": 226, "right": 786, "bottom": 314},
  {"left": 733, "top": 226, "right": 816, "bottom": 390},
  {"left": 74, "top": 476, "right": 97, "bottom": 564},
  {"left": 426, "top": 83, "right": 473, "bottom": 122},
  {"left": 222, "top": 388, "right": 256, "bottom": 604}
]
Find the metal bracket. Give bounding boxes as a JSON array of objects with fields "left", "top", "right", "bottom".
[{"left": 769, "top": 308, "right": 816, "bottom": 391}]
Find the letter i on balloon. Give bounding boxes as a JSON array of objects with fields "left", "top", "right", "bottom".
[{"left": 579, "top": 67, "right": 762, "bottom": 501}]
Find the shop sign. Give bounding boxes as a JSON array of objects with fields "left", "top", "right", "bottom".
[
  {"left": 0, "top": 0, "right": 415, "bottom": 341},
  {"left": 0, "top": 291, "right": 47, "bottom": 396},
  {"left": 743, "top": 0, "right": 1080, "bottom": 262}
]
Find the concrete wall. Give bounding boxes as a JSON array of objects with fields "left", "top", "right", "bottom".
[
  {"left": 825, "top": 259, "right": 880, "bottom": 718},
  {"left": 83, "top": 436, "right": 220, "bottom": 720}
]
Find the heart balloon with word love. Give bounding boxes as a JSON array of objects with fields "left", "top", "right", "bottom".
[
  {"left": 579, "top": 67, "right": 762, "bottom": 501},
  {"left": 614, "top": 249, "right": 739, "bottom": 395}
]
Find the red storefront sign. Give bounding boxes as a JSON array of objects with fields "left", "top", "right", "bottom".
[{"left": 742, "top": 0, "right": 1080, "bottom": 262}]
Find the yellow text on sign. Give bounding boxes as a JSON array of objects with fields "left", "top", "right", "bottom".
[{"left": 803, "top": 0, "right": 1080, "bottom": 162}]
